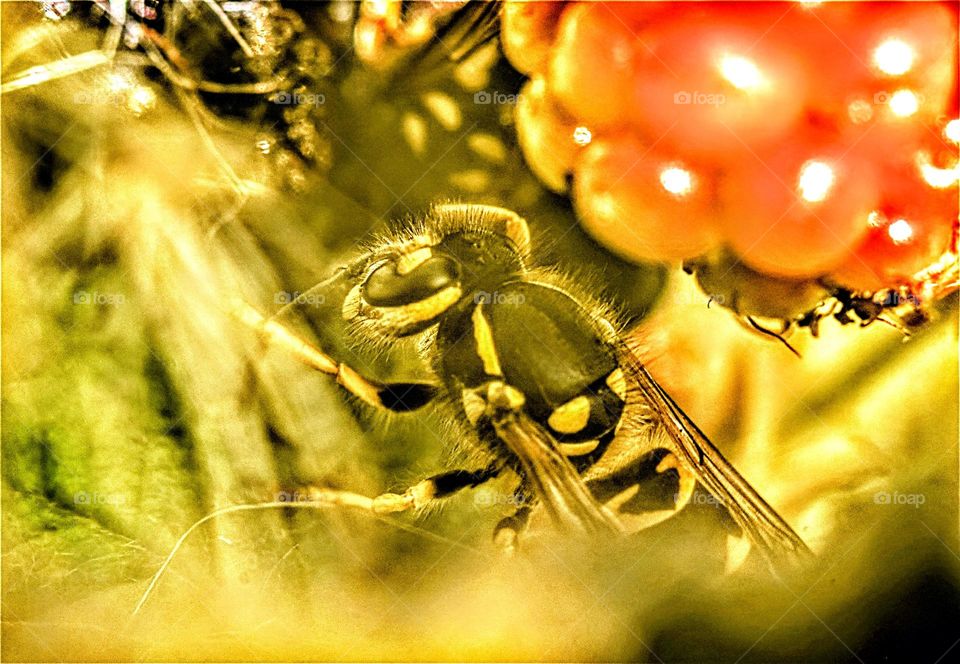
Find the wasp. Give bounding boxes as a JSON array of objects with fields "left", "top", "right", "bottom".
[{"left": 237, "top": 204, "right": 812, "bottom": 570}]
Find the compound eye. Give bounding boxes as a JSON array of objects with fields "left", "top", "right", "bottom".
[{"left": 363, "top": 254, "right": 461, "bottom": 307}]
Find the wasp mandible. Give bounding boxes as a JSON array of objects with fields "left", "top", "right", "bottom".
[{"left": 238, "top": 203, "right": 813, "bottom": 570}]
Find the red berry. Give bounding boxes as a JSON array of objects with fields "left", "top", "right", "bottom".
[
  {"left": 504, "top": 0, "right": 959, "bottom": 299},
  {"left": 576, "top": 0, "right": 684, "bottom": 28},
  {"left": 801, "top": 1, "right": 958, "bottom": 121},
  {"left": 830, "top": 135, "right": 959, "bottom": 289},
  {"left": 629, "top": 8, "right": 809, "bottom": 156},
  {"left": 501, "top": 0, "right": 565, "bottom": 76},
  {"left": 515, "top": 76, "right": 585, "bottom": 194},
  {"left": 573, "top": 132, "right": 718, "bottom": 262},
  {"left": 719, "top": 131, "right": 880, "bottom": 278},
  {"left": 794, "top": 2, "right": 959, "bottom": 158},
  {"left": 549, "top": 3, "right": 638, "bottom": 128}
]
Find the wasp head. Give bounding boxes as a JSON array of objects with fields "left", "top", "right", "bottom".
[{"left": 342, "top": 205, "right": 530, "bottom": 337}]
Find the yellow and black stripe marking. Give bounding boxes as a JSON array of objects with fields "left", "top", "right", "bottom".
[
  {"left": 548, "top": 395, "right": 592, "bottom": 434},
  {"left": 379, "top": 285, "right": 462, "bottom": 331},
  {"left": 557, "top": 439, "right": 601, "bottom": 457},
  {"left": 545, "top": 367, "right": 628, "bottom": 445},
  {"left": 471, "top": 303, "right": 504, "bottom": 376},
  {"left": 461, "top": 386, "right": 486, "bottom": 424},
  {"left": 606, "top": 368, "right": 627, "bottom": 401}
]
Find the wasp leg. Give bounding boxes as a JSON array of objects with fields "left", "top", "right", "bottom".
[
  {"left": 233, "top": 300, "right": 438, "bottom": 412},
  {"left": 492, "top": 488, "right": 533, "bottom": 556},
  {"left": 371, "top": 466, "right": 503, "bottom": 514}
]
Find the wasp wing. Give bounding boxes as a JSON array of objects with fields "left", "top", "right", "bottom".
[
  {"left": 617, "top": 341, "right": 814, "bottom": 568},
  {"left": 492, "top": 412, "right": 624, "bottom": 535}
]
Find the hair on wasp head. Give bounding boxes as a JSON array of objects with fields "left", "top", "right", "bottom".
[
  {"left": 340, "top": 203, "right": 531, "bottom": 338},
  {"left": 257, "top": 203, "right": 537, "bottom": 416}
]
